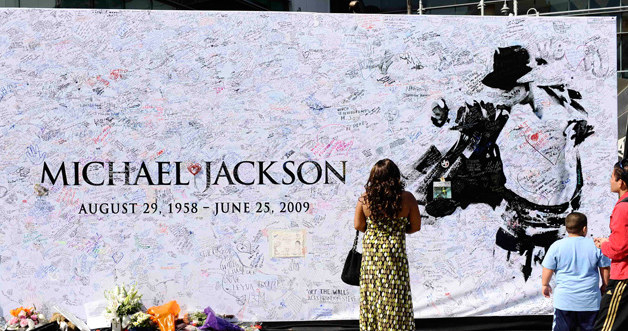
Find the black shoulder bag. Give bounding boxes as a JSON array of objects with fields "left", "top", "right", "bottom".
[{"left": 341, "top": 230, "right": 362, "bottom": 286}]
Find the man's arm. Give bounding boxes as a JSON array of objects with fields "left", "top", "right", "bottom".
[{"left": 542, "top": 267, "right": 554, "bottom": 298}]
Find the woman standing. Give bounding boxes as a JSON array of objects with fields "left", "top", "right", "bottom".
[
  {"left": 354, "top": 159, "right": 421, "bottom": 331},
  {"left": 593, "top": 160, "right": 628, "bottom": 331}
]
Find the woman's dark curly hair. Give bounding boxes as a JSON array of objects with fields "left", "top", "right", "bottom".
[{"left": 364, "top": 159, "right": 405, "bottom": 220}]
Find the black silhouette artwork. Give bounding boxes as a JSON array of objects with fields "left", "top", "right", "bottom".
[{"left": 410, "top": 46, "right": 595, "bottom": 280}]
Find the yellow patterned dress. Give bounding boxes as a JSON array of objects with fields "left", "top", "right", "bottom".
[{"left": 359, "top": 216, "right": 415, "bottom": 331}]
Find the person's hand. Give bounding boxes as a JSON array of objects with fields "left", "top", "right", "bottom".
[
  {"left": 601, "top": 284, "right": 608, "bottom": 294},
  {"left": 594, "top": 237, "right": 609, "bottom": 249},
  {"left": 430, "top": 99, "right": 449, "bottom": 127},
  {"left": 542, "top": 285, "right": 552, "bottom": 298},
  {"left": 564, "top": 119, "right": 595, "bottom": 147}
]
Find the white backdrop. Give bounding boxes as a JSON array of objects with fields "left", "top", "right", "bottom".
[{"left": 0, "top": 9, "right": 618, "bottom": 321}]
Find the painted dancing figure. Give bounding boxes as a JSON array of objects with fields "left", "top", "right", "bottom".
[{"left": 410, "top": 46, "right": 594, "bottom": 280}]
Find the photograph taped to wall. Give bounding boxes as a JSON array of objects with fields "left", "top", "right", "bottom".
[
  {"left": 433, "top": 180, "right": 452, "bottom": 200},
  {"left": 269, "top": 230, "right": 307, "bottom": 258}
]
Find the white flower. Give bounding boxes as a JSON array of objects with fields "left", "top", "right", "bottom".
[
  {"left": 18, "top": 311, "right": 26, "bottom": 318},
  {"left": 37, "top": 314, "right": 45, "bottom": 321},
  {"left": 121, "top": 315, "right": 131, "bottom": 329}
]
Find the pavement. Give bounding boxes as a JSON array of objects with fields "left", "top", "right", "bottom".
[{"left": 260, "top": 316, "right": 554, "bottom": 331}]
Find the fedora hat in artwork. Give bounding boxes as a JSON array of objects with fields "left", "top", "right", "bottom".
[{"left": 482, "top": 46, "right": 533, "bottom": 91}]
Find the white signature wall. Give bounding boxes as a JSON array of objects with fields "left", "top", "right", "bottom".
[{"left": 0, "top": 9, "right": 617, "bottom": 321}]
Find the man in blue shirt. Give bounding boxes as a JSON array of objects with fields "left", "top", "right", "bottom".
[{"left": 542, "top": 212, "right": 611, "bottom": 331}]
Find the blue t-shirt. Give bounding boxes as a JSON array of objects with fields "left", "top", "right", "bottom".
[{"left": 542, "top": 236, "right": 611, "bottom": 311}]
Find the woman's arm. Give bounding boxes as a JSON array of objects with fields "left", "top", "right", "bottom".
[
  {"left": 405, "top": 192, "right": 421, "bottom": 234},
  {"left": 601, "top": 205, "right": 628, "bottom": 260},
  {"left": 354, "top": 196, "right": 367, "bottom": 232},
  {"left": 600, "top": 267, "right": 610, "bottom": 293}
]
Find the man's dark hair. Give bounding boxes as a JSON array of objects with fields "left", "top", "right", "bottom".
[{"left": 565, "top": 212, "right": 587, "bottom": 234}]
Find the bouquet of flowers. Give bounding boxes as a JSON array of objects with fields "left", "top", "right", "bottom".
[
  {"left": 6, "top": 307, "right": 45, "bottom": 331},
  {"left": 186, "top": 312, "right": 206, "bottom": 327},
  {"left": 104, "top": 284, "right": 143, "bottom": 329},
  {"left": 128, "top": 312, "right": 154, "bottom": 330}
]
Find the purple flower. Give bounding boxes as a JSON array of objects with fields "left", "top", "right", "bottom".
[
  {"left": 31, "top": 315, "right": 38, "bottom": 321},
  {"left": 10, "top": 317, "right": 19, "bottom": 325},
  {"left": 20, "top": 319, "right": 29, "bottom": 327}
]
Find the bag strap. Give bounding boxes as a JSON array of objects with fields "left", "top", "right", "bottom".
[{"left": 352, "top": 230, "right": 360, "bottom": 250}]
